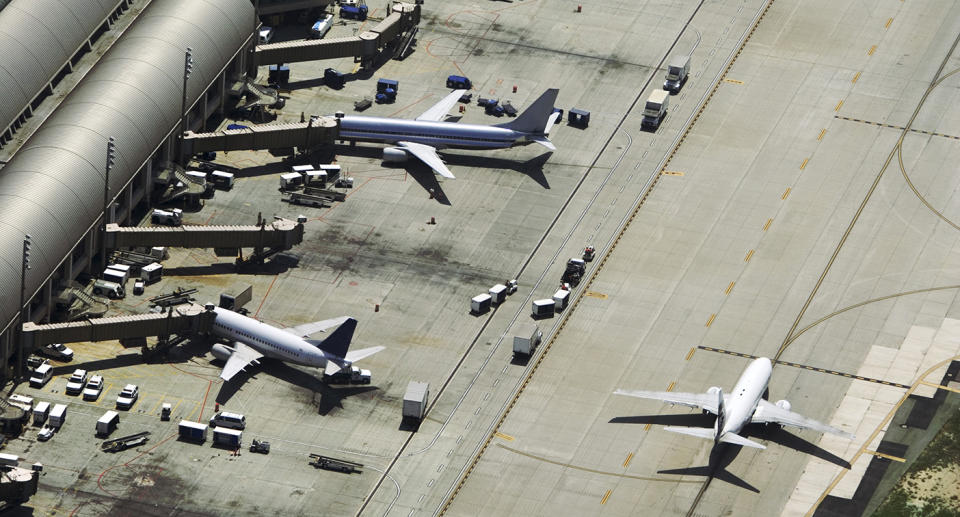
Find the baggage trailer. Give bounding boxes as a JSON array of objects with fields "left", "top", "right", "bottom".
[
  {"left": 532, "top": 299, "right": 555, "bottom": 318},
  {"left": 101, "top": 431, "right": 150, "bottom": 453},
  {"left": 470, "top": 293, "right": 491, "bottom": 314},
  {"left": 212, "top": 427, "right": 242, "bottom": 448},
  {"left": 178, "top": 420, "right": 208, "bottom": 443}
]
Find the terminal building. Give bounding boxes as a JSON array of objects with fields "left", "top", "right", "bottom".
[{"left": 0, "top": 0, "right": 256, "bottom": 382}]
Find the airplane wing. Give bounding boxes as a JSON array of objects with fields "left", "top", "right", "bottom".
[
  {"left": 613, "top": 389, "right": 723, "bottom": 414},
  {"left": 752, "top": 400, "right": 855, "bottom": 439},
  {"left": 220, "top": 342, "right": 264, "bottom": 381},
  {"left": 283, "top": 316, "right": 352, "bottom": 338},
  {"left": 416, "top": 89, "right": 467, "bottom": 122},
  {"left": 398, "top": 141, "right": 456, "bottom": 179}
]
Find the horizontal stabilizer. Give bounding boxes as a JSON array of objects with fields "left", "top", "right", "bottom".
[
  {"left": 663, "top": 426, "right": 716, "bottom": 440},
  {"left": 719, "top": 432, "right": 766, "bottom": 449},
  {"left": 530, "top": 136, "right": 556, "bottom": 151},
  {"left": 344, "top": 345, "right": 385, "bottom": 363}
]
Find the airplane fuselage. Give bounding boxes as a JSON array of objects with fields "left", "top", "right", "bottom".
[
  {"left": 210, "top": 307, "right": 327, "bottom": 368},
  {"left": 338, "top": 115, "right": 534, "bottom": 150},
  {"left": 717, "top": 357, "right": 772, "bottom": 437}
]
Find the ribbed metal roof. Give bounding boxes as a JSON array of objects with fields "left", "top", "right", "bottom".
[
  {"left": 0, "top": 0, "right": 253, "bottom": 332},
  {"left": 0, "top": 0, "right": 125, "bottom": 139}
]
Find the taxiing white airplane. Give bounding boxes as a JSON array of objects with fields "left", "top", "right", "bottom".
[
  {"left": 614, "top": 357, "right": 854, "bottom": 449},
  {"left": 337, "top": 88, "right": 560, "bottom": 179},
  {"left": 208, "top": 306, "right": 384, "bottom": 382}
]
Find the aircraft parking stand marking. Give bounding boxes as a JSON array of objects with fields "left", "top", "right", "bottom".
[
  {"left": 696, "top": 346, "right": 911, "bottom": 389},
  {"left": 866, "top": 450, "right": 905, "bottom": 463},
  {"left": 919, "top": 380, "right": 960, "bottom": 395},
  {"left": 835, "top": 115, "right": 960, "bottom": 140}
]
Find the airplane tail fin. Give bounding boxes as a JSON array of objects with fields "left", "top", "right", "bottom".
[
  {"left": 313, "top": 317, "right": 357, "bottom": 358},
  {"left": 496, "top": 88, "right": 559, "bottom": 134}
]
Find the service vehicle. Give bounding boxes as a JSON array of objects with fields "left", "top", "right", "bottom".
[
  {"left": 178, "top": 420, "right": 208, "bottom": 442},
  {"left": 140, "top": 262, "right": 163, "bottom": 283},
  {"left": 402, "top": 381, "right": 429, "bottom": 421},
  {"left": 151, "top": 208, "right": 183, "bottom": 226},
  {"left": 82, "top": 375, "right": 104, "bottom": 401},
  {"left": 65, "top": 369, "right": 88, "bottom": 395},
  {"left": 583, "top": 246, "right": 596, "bottom": 261},
  {"left": 324, "top": 366, "right": 371, "bottom": 384},
  {"left": 209, "top": 411, "right": 245, "bottom": 430},
  {"left": 258, "top": 26, "right": 274, "bottom": 44},
  {"left": 49, "top": 404, "right": 67, "bottom": 428},
  {"left": 513, "top": 323, "right": 542, "bottom": 356},
  {"left": 96, "top": 411, "right": 120, "bottom": 437},
  {"left": 641, "top": 89, "right": 670, "bottom": 130},
  {"left": 310, "top": 14, "right": 333, "bottom": 39},
  {"left": 32, "top": 402, "right": 50, "bottom": 426},
  {"left": 561, "top": 258, "right": 587, "bottom": 286},
  {"left": 250, "top": 439, "right": 270, "bottom": 454},
  {"left": 115, "top": 384, "right": 139, "bottom": 410},
  {"left": 29, "top": 363, "right": 53, "bottom": 388},
  {"left": 133, "top": 279, "right": 145, "bottom": 295},
  {"left": 663, "top": 55, "right": 690, "bottom": 93},
  {"left": 213, "top": 427, "right": 242, "bottom": 448},
  {"left": 39, "top": 343, "right": 73, "bottom": 361},
  {"left": 93, "top": 279, "right": 124, "bottom": 299},
  {"left": 37, "top": 426, "right": 54, "bottom": 442}
]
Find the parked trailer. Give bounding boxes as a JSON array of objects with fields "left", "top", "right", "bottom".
[
  {"left": 96, "top": 410, "right": 120, "bottom": 437},
  {"left": 309, "top": 453, "right": 363, "bottom": 473},
  {"left": 49, "top": 404, "right": 67, "bottom": 428},
  {"left": 470, "top": 293, "right": 491, "bottom": 314},
  {"left": 140, "top": 262, "right": 163, "bottom": 283},
  {"left": 32, "top": 402, "right": 50, "bottom": 426},
  {"left": 553, "top": 289, "right": 570, "bottom": 311},
  {"left": 532, "top": 299, "right": 555, "bottom": 318},
  {"left": 488, "top": 284, "right": 507, "bottom": 304},
  {"left": 402, "top": 381, "right": 429, "bottom": 421},
  {"left": 178, "top": 420, "right": 208, "bottom": 443},
  {"left": 283, "top": 191, "right": 328, "bottom": 208},
  {"left": 513, "top": 323, "right": 542, "bottom": 356},
  {"left": 101, "top": 431, "right": 150, "bottom": 453},
  {"left": 212, "top": 427, "right": 242, "bottom": 448}
]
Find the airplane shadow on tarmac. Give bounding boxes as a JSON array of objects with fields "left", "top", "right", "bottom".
[
  {"left": 214, "top": 359, "right": 378, "bottom": 415},
  {"left": 331, "top": 144, "right": 553, "bottom": 204},
  {"left": 609, "top": 414, "right": 851, "bottom": 492}
]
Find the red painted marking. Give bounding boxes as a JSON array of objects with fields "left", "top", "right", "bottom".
[
  {"left": 254, "top": 275, "right": 278, "bottom": 318},
  {"left": 198, "top": 380, "right": 212, "bottom": 421}
]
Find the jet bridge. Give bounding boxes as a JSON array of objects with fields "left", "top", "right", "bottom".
[
  {"left": 181, "top": 117, "right": 338, "bottom": 154},
  {"left": 104, "top": 217, "right": 304, "bottom": 252},
  {"left": 21, "top": 303, "right": 215, "bottom": 349},
  {"left": 252, "top": 3, "right": 420, "bottom": 67}
]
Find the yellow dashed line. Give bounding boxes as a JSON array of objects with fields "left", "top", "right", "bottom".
[
  {"left": 744, "top": 249, "right": 755, "bottom": 262},
  {"left": 866, "top": 450, "right": 905, "bottom": 462},
  {"left": 884, "top": 17, "right": 893, "bottom": 29},
  {"left": 666, "top": 382, "right": 675, "bottom": 392},
  {"left": 817, "top": 128, "right": 826, "bottom": 140},
  {"left": 622, "top": 453, "right": 634, "bottom": 468},
  {"left": 643, "top": 423, "right": 651, "bottom": 432},
  {"left": 705, "top": 314, "right": 716, "bottom": 327},
  {"left": 600, "top": 489, "right": 612, "bottom": 505},
  {"left": 725, "top": 281, "right": 735, "bottom": 295},
  {"left": 723, "top": 78, "right": 744, "bottom": 85},
  {"left": 852, "top": 71, "right": 861, "bottom": 83},
  {"left": 834, "top": 99, "right": 844, "bottom": 111},
  {"left": 800, "top": 158, "right": 809, "bottom": 170},
  {"left": 781, "top": 187, "right": 791, "bottom": 200},
  {"left": 685, "top": 347, "right": 696, "bottom": 361},
  {"left": 763, "top": 218, "right": 773, "bottom": 231},
  {"left": 662, "top": 170, "right": 685, "bottom": 176},
  {"left": 494, "top": 432, "right": 515, "bottom": 442}
]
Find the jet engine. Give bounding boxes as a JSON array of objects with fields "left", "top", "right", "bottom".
[
  {"left": 382, "top": 147, "right": 409, "bottom": 163},
  {"left": 775, "top": 399, "right": 791, "bottom": 411},
  {"left": 211, "top": 343, "right": 234, "bottom": 362}
]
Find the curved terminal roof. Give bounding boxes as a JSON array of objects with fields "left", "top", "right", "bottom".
[
  {"left": 0, "top": 0, "right": 253, "bottom": 332},
  {"left": 0, "top": 0, "right": 126, "bottom": 139}
]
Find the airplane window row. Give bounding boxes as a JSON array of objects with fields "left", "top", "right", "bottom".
[
  {"left": 343, "top": 128, "right": 512, "bottom": 144},
  {"left": 213, "top": 322, "right": 301, "bottom": 358}
]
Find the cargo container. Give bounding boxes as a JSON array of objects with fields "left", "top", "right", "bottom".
[
  {"left": 178, "top": 420, "right": 208, "bottom": 442},
  {"left": 471, "top": 294, "right": 492, "bottom": 314},
  {"left": 532, "top": 299, "right": 555, "bottom": 317},
  {"left": 292, "top": 165, "right": 315, "bottom": 173},
  {"left": 280, "top": 172, "right": 303, "bottom": 190},
  {"left": 213, "top": 427, "right": 242, "bottom": 448},
  {"left": 96, "top": 410, "right": 120, "bottom": 437},
  {"left": 488, "top": 284, "right": 507, "bottom": 304},
  {"left": 140, "top": 262, "right": 163, "bottom": 283},
  {"left": 403, "top": 381, "right": 429, "bottom": 421},
  {"left": 319, "top": 164, "right": 341, "bottom": 179},
  {"left": 102, "top": 267, "right": 127, "bottom": 286},
  {"left": 49, "top": 404, "right": 67, "bottom": 428},
  {"left": 32, "top": 402, "right": 50, "bottom": 426},
  {"left": 513, "top": 323, "right": 542, "bottom": 356},
  {"left": 211, "top": 170, "right": 234, "bottom": 189},
  {"left": 553, "top": 289, "right": 570, "bottom": 311}
]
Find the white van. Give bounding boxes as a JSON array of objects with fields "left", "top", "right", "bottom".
[
  {"left": 209, "top": 411, "right": 245, "bottom": 430},
  {"left": 33, "top": 402, "right": 50, "bottom": 426},
  {"left": 29, "top": 363, "right": 53, "bottom": 388},
  {"left": 93, "top": 279, "right": 124, "bottom": 298}
]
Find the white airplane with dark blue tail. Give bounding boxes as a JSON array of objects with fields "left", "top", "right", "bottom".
[
  {"left": 337, "top": 88, "right": 560, "bottom": 179},
  {"left": 614, "top": 357, "right": 854, "bottom": 449},
  {"left": 209, "top": 306, "right": 384, "bottom": 382}
]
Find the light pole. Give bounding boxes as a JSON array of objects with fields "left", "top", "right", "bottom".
[
  {"left": 101, "top": 136, "right": 115, "bottom": 271},
  {"left": 17, "top": 234, "right": 31, "bottom": 384},
  {"left": 178, "top": 47, "right": 193, "bottom": 165}
]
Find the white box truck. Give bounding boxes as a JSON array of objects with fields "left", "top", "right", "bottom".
[
  {"left": 513, "top": 323, "right": 542, "bottom": 356},
  {"left": 49, "top": 404, "right": 67, "bottom": 428},
  {"left": 532, "top": 299, "right": 555, "bottom": 317},
  {"left": 642, "top": 89, "right": 670, "bottom": 130},
  {"left": 663, "top": 55, "right": 690, "bottom": 93},
  {"left": 403, "top": 381, "right": 429, "bottom": 421},
  {"left": 488, "top": 284, "right": 507, "bottom": 304},
  {"left": 471, "top": 294, "right": 492, "bottom": 314},
  {"left": 96, "top": 410, "right": 120, "bottom": 437},
  {"left": 553, "top": 289, "right": 570, "bottom": 311}
]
